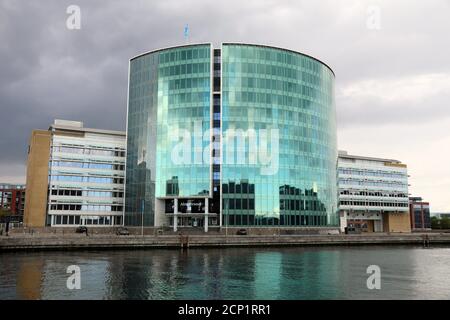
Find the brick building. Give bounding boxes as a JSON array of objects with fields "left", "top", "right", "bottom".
[{"left": 0, "top": 183, "right": 26, "bottom": 221}]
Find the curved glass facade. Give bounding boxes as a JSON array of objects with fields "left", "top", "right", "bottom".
[
  {"left": 125, "top": 44, "right": 212, "bottom": 226},
  {"left": 221, "top": 44, "right": 337, "bottom": 227},
  {"left": 125, "top": 43, "right": 338, "bottom": 228}
]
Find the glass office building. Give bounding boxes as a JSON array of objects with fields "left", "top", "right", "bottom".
[{"left": 125, "top": 43, "right": 338, "bottom": 231}]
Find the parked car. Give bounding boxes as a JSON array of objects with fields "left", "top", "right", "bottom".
[
  {"left": 344, "top": 226, "right": 361, "bottom": 234},
  {"left": 236, "top": 229, "right": 248, "bottom": 235},
  {"left": 116, "top": 227, "right": 130, "bottom": 236},
  {"left": 76, "top": 226, "right": 88, "bottom": 234}
]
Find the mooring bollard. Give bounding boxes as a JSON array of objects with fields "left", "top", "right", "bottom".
[
  {"left": 179, "top": 234, "right": 189, "bottom": 249},
  {"left": 422, "top": 234, "right": 430, "bottom": 248}
]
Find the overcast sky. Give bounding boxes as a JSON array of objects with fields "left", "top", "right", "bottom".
[{"left": 1, "top": 0, "right": 449, "bottom": 212}]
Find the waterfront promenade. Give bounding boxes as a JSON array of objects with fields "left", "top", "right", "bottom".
[{"left": 1, "top": 229, "right": 450, "bottom": 251}]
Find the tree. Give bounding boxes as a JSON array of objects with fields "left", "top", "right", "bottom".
[
  {"left": 0, "top": 208, "right": 12, "bottom": 217},
  {"left": 441, "top": 217, "right": 450, "bottom": 230},
  {"left": 431, "top": 216, "right": 450, "bottom": 230},
  {"left": 0, "top": 209, "right": 13, "bottom": 224},
  {"left": 431, "top": 216, "right": 441, "bottom": 229}
]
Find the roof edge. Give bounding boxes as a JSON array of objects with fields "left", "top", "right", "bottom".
[
  {"left": 222, "top": 42, "right": 335, "bottom": 77},
  {"left": 338, "top": 152, "right": 403, "bottom": 164},
  {"left": 49, "top": 124, "right": 126, "bottom": 137},
  {"left": 130, "top": 43, "right": 212, "bottom": 61},
  {"left": 129, "top": 42, "right": 335, "bottom": 76}
]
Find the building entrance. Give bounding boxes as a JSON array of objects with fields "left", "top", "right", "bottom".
[{"left": 175, "top": 216, "right": 204, "bottom": 227}]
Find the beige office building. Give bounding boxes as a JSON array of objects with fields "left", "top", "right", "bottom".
[
  {"left": 24, "top": 120, "right": 126, "bottom": 227},
  {"left": 338, "top": 151, "right": 411, "bottom": 233}
]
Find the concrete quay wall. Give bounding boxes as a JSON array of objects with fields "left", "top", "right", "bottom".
[{"left": 1, "top": 233, "right": 450, "bottom": 252}]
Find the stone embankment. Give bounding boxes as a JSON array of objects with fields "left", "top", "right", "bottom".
[{"left": 1, "top": 230, "right": 449, "bottom": 251}]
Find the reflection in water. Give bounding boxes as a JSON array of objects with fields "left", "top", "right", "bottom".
[
  {"left": 1, "top": 247, "right": 450, "bottom": 300},
  {"left": 254, "top": 252, "right": 281, "bottom": 299},
  {"left": 16, "top": 259, "right": 44, "bottom": 299}
]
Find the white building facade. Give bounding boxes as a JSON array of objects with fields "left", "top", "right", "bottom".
[
  {"left": 47, "top": 120, "right": 126, "bottom": 227},
  {"left": 338, "top": 151, "right": 410, "bottom": 233}
]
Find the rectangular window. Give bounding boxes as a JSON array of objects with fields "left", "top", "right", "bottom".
[
  {"left": 242, "top": 199, "right": 248, "bottom": 210},
  {"left": 249, "top": 199, "right": 255, "bottom": 210}
]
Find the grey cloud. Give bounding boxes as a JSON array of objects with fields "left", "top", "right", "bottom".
[
  {"left": 1, "top": 0, "right": 450, "bottom": 195},
  {"left": 337, "top": 77, "right": 450, "bottom": 128}
]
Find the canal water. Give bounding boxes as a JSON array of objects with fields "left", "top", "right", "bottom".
[{"left": 1, "top": 246, "right": 449, "bottom": 299}]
